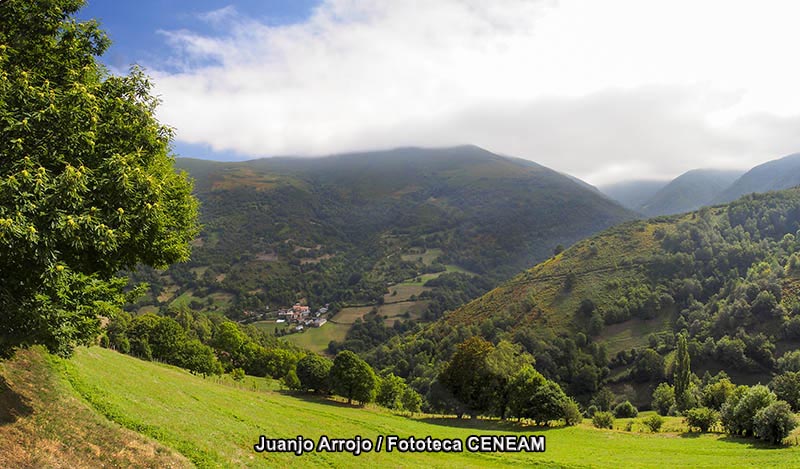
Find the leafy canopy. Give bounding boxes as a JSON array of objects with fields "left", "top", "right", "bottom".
[{"left": 0, "top": 0, "right": 199, "bottom": 356}]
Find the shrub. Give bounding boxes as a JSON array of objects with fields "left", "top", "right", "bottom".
[
  {"left": 230, "top": 368, "right": 245, "bottom": 381},
  {"left": 684, "top": 407, "right": 719, "bottom": 432},
  {"left": 592, "top": 411, "right": 614, "bottom": 429},
  {"left": 562, "top": 398, "right": 583, "bottom": 426},
  {"left": 642, "top": 414, "right": 664, "bottom": 432},
  {"left": 585, "top": 404, "right": 598, "bottom": 417},
  {"left": 613, "top": 400, "right": 638, "bottom": 418},
  {"left": 754, "top": 401, "right": 798, "bottom": 445}
]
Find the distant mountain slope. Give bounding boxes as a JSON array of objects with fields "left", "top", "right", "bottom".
[
  {"left": 714, "top": 153, "right": 800, "bottom": 203},
  {"left": 638, "top": 169, "right": 743, "bottom": 216},
  {"left": 153, "top": 146, "right": 635, "bottom": 318},
  {"left": 598, "top": 180, "right": 668, "bottom": 210}
]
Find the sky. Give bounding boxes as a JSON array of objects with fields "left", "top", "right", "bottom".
[{"left": 78, "top": 0, "right": 800, "bottom": 185}]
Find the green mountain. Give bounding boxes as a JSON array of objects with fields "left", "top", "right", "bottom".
[
  {"left": 715, "top": 153, "right": 800, "bottom": 204},
  {"left": 638, "top": 169, "right": 743, "bottom": 216},
  {"left": 133, "top": 146, "right": 634, "bottom": 324},
  {"left": 370, "top": 188, "right": 800, "bottom": 406},
  {"left": 598, "top": 180, "right": 669, "bottom": 210}
]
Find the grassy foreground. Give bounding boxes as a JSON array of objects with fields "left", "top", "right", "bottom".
[
  {"left": 54, "top": 347, "right": 800, "bottom": 468},
  {"left": 0, "top": 347, "right": 188, "bottom": 468}
]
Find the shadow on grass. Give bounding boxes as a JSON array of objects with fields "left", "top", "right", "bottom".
[
  {"left": 718, "top": 435, "right": 792, "bottom": 450},
  {"left": 678, "top": 431, "right": 792, "bottom": 449},
  {"left": 417, "top": 416, "right": 560, "bottom": 432},
  {"left": 0, "top": 375, "right": 32, "bottom": 425},
  {"left": 278, "top": 390, "right": 369, "bottom": 409}
]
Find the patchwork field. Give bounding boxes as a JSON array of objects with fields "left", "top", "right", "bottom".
[
  {"left": 51, "top": 347, "right": 800, "bottom": 468},
  {"left": 282, "top": 322, "right": 350, "bottom": 354}
]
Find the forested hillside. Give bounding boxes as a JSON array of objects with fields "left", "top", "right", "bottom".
[
  {"left": 128, "top": 146, "right": 634, "bottom": 327},
  {"left": 360, "top": 188, "right": 800, "bottom": 410}
]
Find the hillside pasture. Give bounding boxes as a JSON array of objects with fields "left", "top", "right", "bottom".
[{"left": 60, "top": 347, "right": 800, "bottom": 468}]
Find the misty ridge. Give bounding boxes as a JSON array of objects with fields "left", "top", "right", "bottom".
[{"left": 599, "top": 152, "right": 800, "bottom": 217}]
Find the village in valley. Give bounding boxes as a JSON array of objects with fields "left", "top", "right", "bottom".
[{"left": 241, "top": 303, "right": 330, "bottom": 333}]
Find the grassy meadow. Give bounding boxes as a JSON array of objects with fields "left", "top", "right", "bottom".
[{"left": 47, "top": 347, "right": 800, "bottom": 468}]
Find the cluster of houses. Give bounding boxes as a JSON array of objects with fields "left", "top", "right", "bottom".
[{"left": 277, "top": 303, "right": 329, "bottom": 331}]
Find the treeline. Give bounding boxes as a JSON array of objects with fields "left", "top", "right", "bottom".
[
  {"left": 289, "top": 351, "right": 423, "bottom": 413},
  {"left": 103, "top": 307, "right": 303, "bottom": 378}
]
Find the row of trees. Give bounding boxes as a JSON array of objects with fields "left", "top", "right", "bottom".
[
  {"left": 292, "top": 351, "right": 422, "bottom": 412},
  {"left": 104, "top": 308, "right": 302, "bottom": 379}
]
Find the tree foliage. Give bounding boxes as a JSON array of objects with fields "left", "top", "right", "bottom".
[
  {"left": 0, "top": 0, "right": 199, "bottom": 356},
  {"left": 296, "top": 353, "right": 333, "bottom": 393},
  {"left": 330, "top": 350, "right": 378, "bottom": 405},
  {"left": 754, "top": 401, "right": 798, "bottom": 445},
  {"left": 674, "top": 333, "right": 691, "bottom": 410},
  {"left": 439, "top": 336, "right": 496, "bottom": 416},
  {"left": 651, "top": 382, "right": 675, "bottom": 416},
  {"left": 684, "top": 407, "right": 719, "bottom": 432},
  {"left": 769, "top": 371, "right": 800, "bottom": 411}
]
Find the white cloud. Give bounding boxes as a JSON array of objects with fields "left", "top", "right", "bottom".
[{"left": 149, "top": 0, "right": 800, "bottom": 184}]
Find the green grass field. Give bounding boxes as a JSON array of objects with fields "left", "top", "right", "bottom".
[
  {"left": 282, "top": 322, "right": 349, "bottom": 353},
  {"left": 57, "top": 347, "right": 800, "bottom": 468}
]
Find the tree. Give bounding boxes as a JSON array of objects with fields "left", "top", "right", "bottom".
[
  {"left": 486, "top": 340, "right": 533, "bottom": 419},
  {"left": 282, "top": 369, "right": 302, "bottom": 390},
  {"left": 508, "top": 366, "right": 568, "bottom": 425},
  {"left": 723, "top": 385, "right": 776, "bottom": 437},
  {"left": 592, "top": 387, "right": 615, "bottom": 412},
  {"left": 0, "top": 0, "right": 199, "bottom": 356},
  {"left": 376, "top": 372, "right": 406, "bottom": 410},
  {"left": 702, "top": 378, "right": 735, "bottom": 410},
  {"left": 439, "top": 337, "right": 495, "bottom": 417},
  {"left": 769, "top": 372, "right": 800, "bottom": 411},
  {"left": 651, "top": 382, "right": 675, "bottom": 416},
  {"left": 754, "top": 401, "right": 798, "bottom": 445},
  {"left": 631, "top": 349, "right": 665, "bottom": 382},
  {"left": 674, "top": 333, "right": 691, "bottom": 410},
  {"left": 330, "top": 350, "right": 377, "bottom": 405},
  {"left": 295, "top": 354, "right": 332, "bottom": 393},
  {"left": 400, "top": 387, "right": 423, "bottom": 414}
]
